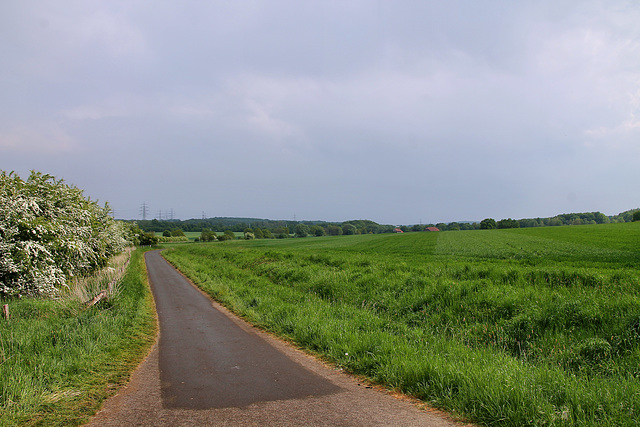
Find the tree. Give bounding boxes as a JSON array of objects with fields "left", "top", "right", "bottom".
[
  {"left": 593, "top": 212, "right": 609, "bottom": 224},
  {"left": 327, "top": 225, "right": 342, "bottom": 236},
  {"left": 295, "top": 223, "right": 310, "bottom": 238},
  {"left": 497, "top": 218, "right": 520, "bottom": 229},
  {"left": 311, "top": 225, "right": 325, "bottom": 236},
  {"left": 244, "top": 232, "right": 255, "bottom": 240},
  {"left": 253, "top": 228, "right": 264, "bottom": 239},
  {"left": 480, "top": 218, "right": 497, "bottom": 229},
  {"left": 274, "top": 226, "right": 289, "bottom": 236},
  {"left": 633, "top": 211, "right": 640, "bottom": 222},
  {"left": 171, "top": 229, "right": 185, "bottom": 237},
  {"left": 342, "top": 224, "right": 357, "bottom": 235},
  {"left": 163, "top": 230, "right": 172, "bottom": 237}
]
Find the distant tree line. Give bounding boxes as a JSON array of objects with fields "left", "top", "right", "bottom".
[
  {"left": 128, "top": 209, "right": 640, "bottom": 240},
  {"left": 132, "top": 217, "right": 399, "bottom": 237}
]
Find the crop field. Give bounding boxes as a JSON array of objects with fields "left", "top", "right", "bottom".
[{"left": 163, "top": 222, "right": 640, "bottom": 426}]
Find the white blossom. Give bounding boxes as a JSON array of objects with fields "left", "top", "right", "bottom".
[{"left": 0, "top": 171, "right": 130, "bottom": 297}]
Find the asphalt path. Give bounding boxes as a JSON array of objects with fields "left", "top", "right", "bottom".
[{"left": 87, "top": 250, "right": 464, "bottom": 426}]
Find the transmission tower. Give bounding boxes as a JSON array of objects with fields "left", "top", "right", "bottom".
[
  {"left": 140, "top": 202, "right": 149, "bottom": 220},
  {"left": 169, "top": 208, "right": 175, "bottom": 220}
]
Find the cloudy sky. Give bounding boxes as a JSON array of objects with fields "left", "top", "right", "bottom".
[{"left": 1, "top": 1, "right": 639, "bottom": 224}]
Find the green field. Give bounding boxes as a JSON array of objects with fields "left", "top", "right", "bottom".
[{"left": 163, "top": 222, "right": 640, "bottom": 426}]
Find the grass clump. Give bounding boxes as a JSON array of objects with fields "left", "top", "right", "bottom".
[
  {"left": 164, "top": 222, "right": 640, "bottom": 426},
  {"left": 0, "top": 248, "right": 156, "bottom": 426}
]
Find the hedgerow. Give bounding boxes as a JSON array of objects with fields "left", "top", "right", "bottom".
[{"left": 0, "top": 171, "right": 129, "bottom": 298}]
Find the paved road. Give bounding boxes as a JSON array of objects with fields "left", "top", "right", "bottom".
[{"left": 87, "top": 250, "right": 463, "bottom": 426}]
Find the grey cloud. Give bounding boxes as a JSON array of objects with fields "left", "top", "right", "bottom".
[{"left": 2, "top": 1, "right": 639, "bottom": 224}]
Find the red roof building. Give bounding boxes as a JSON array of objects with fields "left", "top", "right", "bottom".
[{"left": 424, "top": 227, "right": 440, "bottom": 232}]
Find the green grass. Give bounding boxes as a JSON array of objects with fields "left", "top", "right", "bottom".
[
  {"left": 0, "top": 248, "right": 156, "bottom": 426},
  {"left": 163, "top": 222, "right": 640, "bottom": 426},
  {"left": 183, "top": 231, "right": 201, "bottom": 241}
]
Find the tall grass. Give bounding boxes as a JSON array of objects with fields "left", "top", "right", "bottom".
[
  {"left": 163, "top": 222, "right": 640, "bottom": 426},
  {"left": 0, "top": 248, "right": 156, "bottom": 426},
  {"left": 66, "top": 246, "right": 133, "bottom": 303}
]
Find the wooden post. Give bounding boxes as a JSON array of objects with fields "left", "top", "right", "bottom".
[
  {"left": 86, "top": 291, "right": 107, "bottom": 307},
  {"left": 2, "top": 304, "right": 8, "bottom": 320}
]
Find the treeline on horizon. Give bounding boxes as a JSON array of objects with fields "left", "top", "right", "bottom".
[{"left": 130, "top": 209, "right": 640, "bottom": 236}]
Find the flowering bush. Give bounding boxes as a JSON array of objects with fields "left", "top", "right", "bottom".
[{"left": 0, "top": 171, "right": 129, "bottom": 298}]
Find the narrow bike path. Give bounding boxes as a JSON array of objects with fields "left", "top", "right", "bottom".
[{"left": 87, "top": 250, "right": 463, "bottom": 426}]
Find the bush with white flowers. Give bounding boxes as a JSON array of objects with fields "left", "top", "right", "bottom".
[{"left": 0, "top": 171, "right": 129, "bottom": 298}]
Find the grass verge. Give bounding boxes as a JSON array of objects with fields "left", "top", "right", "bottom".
[{"left": 0, "top": 248, "right": 157, "bottom": 426}]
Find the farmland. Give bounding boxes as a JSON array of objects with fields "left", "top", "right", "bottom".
[{"left": 163, "top": 222, "right": 640, "bottom": 426}]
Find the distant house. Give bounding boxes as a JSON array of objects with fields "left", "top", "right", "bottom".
[
  {"left": 424, "top": 227, "right": 440, "bottom": 232},
  {"left": 393, "top": 228, "right": 404, "bottom": 233}
]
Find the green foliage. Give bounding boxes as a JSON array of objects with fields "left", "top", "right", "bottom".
[
  {"left": 326, "top": 225, "right": 342, "bottom": 236},
  {"left": 497, "top": 218, "right": 520, "bottom": 229},
  {"left": 342, "top": 224, "right": 357, "bottom": 235},
  {"left": 244, "top": 232, "right": 255, "bottom": 240},
  {"left": 200, "top": 228, "right": 217, "bottom": 242},
  {"left": 480, "top": 218, "right": 497, "bottom": 229},
  {"left": 633, "top": 211, "right": 640, "bottom": 222},
  {"left": 311, "top": 225, "right": 326, "bottom": 236},
  {"left": 138, "top": 231, "right": 159, "bottom": 246},
  {"left": 163, "top": 223, "right": 640, "bottom": 426},
  {"left": 294, "top": 223, "right": 310, "bottom": 238},
  {"left": 0, "top": 171, "right": 129, "bottom": 298}
]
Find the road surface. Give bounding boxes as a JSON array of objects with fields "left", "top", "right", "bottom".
[{"left": 87, "top": 250, "right": 464, "bottom": 426}]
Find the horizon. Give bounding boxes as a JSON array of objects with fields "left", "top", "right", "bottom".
[{"left": 119, "top": 206, "right": 637, "bottom": 227}]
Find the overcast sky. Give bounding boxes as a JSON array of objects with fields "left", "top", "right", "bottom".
[{"left": 1, "top": 1, "right": 639, "bottom": 224}]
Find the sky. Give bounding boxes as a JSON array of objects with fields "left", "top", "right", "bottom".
[{"left": 1, "top": 1, "right": 639, "bottom": 225}]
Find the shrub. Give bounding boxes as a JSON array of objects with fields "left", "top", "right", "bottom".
[
  {"left": 0, "top": 171, "right": 128, "bottom": 298},
  {"left": 200, "top": 228, "right": 217, "bottom": 242}
]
